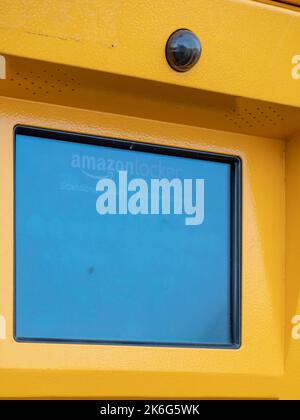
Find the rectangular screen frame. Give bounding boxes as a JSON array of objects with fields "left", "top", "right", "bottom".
[{"left": 13, "top": 125, "right": 242, "bottom": 349}]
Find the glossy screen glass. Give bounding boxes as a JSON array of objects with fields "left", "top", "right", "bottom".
[{"left": 15, "top": 129, "right": 240, "bottom": 347}]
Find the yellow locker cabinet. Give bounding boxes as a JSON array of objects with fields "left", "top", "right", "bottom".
[{"left": 0, "top": 0, "right": 300, "bottom": 399}]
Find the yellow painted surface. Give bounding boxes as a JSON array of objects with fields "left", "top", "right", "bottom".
[
  {"left": 0, "top": 97, "right": 286, "bottom": 399},
  {"left": 0, "top": 0, "right": 298, "bottom": 399},
  {"left": 0, "top": 55, "right": 6, "bottom": 79},
  {"left": 280, "top": 132, "right": 300, "bottom": 400},
  {"left": 0, "top": 0, "right": 299, "bottom": 107},
  {"left": 0, "top": 315, "right": 6, "bottom": 340}
]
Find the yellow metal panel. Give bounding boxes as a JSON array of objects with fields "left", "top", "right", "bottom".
[
  {"left": 0, "top": 96, "right": 285, "bottom": 398},
  {"left": 0, "top": 0, "right": 299, "bottom": 400},
  {"left": 0, "top": 55, "right": 299, "bottom": 140},
  {"left": 0, "top": 1, "right": 299, "bottom": 107},
  {"left": 281, "top": 132, "right": 300, "bottom": 400}
]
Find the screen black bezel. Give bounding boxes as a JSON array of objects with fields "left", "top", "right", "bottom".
[{"left": 14, "top": 125, "right": 242, "bottom": 349}]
